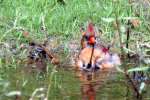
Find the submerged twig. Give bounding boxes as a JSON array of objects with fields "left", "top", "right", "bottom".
[{"left": 125, "top": 71, "right": 142, "bottom": 100}]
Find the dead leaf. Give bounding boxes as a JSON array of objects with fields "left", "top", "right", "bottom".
[
  {"left": 130, "top": 19, "right": 140, "bottom": 28},
  {"left": 51, "top": 58, "right": 60, "bottom": 65},
  {"left": 23, "top": 31, "right": 29, "bottom": 37}
]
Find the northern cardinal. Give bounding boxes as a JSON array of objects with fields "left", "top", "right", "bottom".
[
  {"left": 81, "top": 22, "right": 96, "bottom": 49},
  {"left": 77, "top": 22, "right": 121, "bottom": 71}
]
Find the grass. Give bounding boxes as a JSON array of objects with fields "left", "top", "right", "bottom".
[
  {"left": 0, "top": 0, "right": 150, "bottom": 99},
  {"left": 1, "top": 0, "right": 149, "bottom": 40},
  {"left": 0, "top": 0, "right": 131, "bottom": 38}
]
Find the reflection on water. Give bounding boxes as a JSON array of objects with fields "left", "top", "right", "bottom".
[
  {"left": 1, "top": 64, "right": 149, "bottom": 100},
  {"left": 76, "top": 68, "right": 114, "bottom": 100},
  {"left": 75, "top": 67, "right": 150, "bottom": 100}
]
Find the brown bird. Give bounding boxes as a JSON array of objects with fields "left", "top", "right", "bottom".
[{"left": 76, "top": 22, "right": 121, "bottom": 71}]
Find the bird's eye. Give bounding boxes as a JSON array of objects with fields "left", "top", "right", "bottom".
[{"left": 84, "top": 36, "right": 89, "bottom": 40}]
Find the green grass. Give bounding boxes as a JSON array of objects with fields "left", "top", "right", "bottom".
[
  {"left": 1, "top": 0, "right": 149, "bottom": 38},
  {"left": 1, "top": 0, "right": 149, "bottom": 45},
  {"left": 0, "top": 0, "right": 150, "bottom": 99}
]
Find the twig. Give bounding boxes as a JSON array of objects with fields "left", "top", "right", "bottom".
[
  {"left": 128, "top": 0, "right": 133, "bottom": 13},
  {"left": 13, "top": 9, "right": 20, "bottom": 28},
  {"left": 87, "top": 44, "right": 95, "bottom": 69},
  {"left": 126, "top": 20, "right": 131, "bottom": 58},
  {"left": 115, "top": 13, "right": 124, "bottom": 53},
  {"left": 41, "top": 15, "right": 46, "bottom": 32},
  {"left": 125, "top": 71, "right": 142, "bottom": 99}
]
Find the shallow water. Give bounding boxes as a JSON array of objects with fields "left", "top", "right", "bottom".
[{"left": 0, "top": 63, "right": 149, "bottom": 100}]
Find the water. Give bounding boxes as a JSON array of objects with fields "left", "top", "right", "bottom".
[
  {"left": 0, "top": 64, "right": 149, "bottom": 100},
  {"left": 76, "top": 68, "right": 127, "bottom": 100}
]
